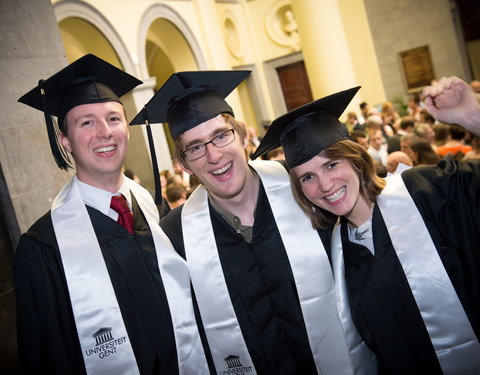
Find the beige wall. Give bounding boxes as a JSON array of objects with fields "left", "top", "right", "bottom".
[
  {"left": 50, "top": 0, "right": 472, "bottom": 123},
  {"left": 338, "top": 0, "right": 386, "bottom": 107},
  {"left": 363, "top": 0, "right": 469, "bottom": 106}
]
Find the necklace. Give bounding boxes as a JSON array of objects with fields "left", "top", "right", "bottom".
[{"left": 354, "top": 227, "right": 370, "bottom": 241}]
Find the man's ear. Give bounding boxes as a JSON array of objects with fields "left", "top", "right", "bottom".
[
  {"left": 243, "top": 133, "right": 249, "bottom": 148},
  {"left": 177, "top": 158, "right": 193, "bottom": 175},
  {"left": 59, "top": 132, "right": 72, "bottom": 153}
]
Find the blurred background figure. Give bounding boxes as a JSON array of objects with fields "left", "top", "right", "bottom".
[
  {"left": 400, "top": 133, "right": 421, "bottom": 161},
  {"left": 397, "top": 116, "right": 415, "bottom": 136},
  {"left": 172, "top": 159, "right": 191, "bottom": 188},
  {"left": 380, "top": 101, "right": 399, "bottom": 135},
  {"left": 124, "top": 168, "right": 141, "bottom": 184},
  {"left": 350, "top": 130, "right": 369, "bottom": 150},
  {"left": 166, "top": 183, "right": 187, "bottom": 209},
  {"left": 258, "top": 120, "right": 271, "bottom": 142},
  {"left": 410, "top": 140, "right": 440, "bottom": 166},
  {"left": 186, "top": 175, "right": 201, "bottom": 198},
  {"left": 407, "top": 92, "right": 422, "bottom": 121},
  {"left": 419, "top": 109, "right": 436, "bottom": 126},
  {"left": 368, "top": 128, "right": 388, "bottom": 166},
  {"left": 414, "top": 122, "right": 435, "bottom": 145},
  {"left": 244, "top": 123, "right": 260, "bottom": 159},
  {"left": 357, "top": 101, "right": 371, "bottom": 126},
  {"left": 432, "top": 122, "right": 451, "bottom": 150},
  {"left": 463, "top": 135, "right": 480, "bottom": 161},
  {"left": 265, "top": 147, "right": 285, "bottom": 160},
  {"left": 387, "top": 116, "right": 415, "bottom": 153},
  {"left": 470, "top": 79, "right": 480, "bottom": 98},
  {"left": 160, "top": 169, "right": 174, "bottom": 200},
  {"left": 344, "top": 111, "right": 360, "bottom": 133},
  {"left": 435, "top": 124, "right": 472, "bottom": 160},
  {"left": 247, "top": 125, "right": 260, "bottom": 147},
  {"left": 386, "top": 151, "right": 413, "bottom": 174}
]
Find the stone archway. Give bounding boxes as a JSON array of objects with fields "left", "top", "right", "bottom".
[
  {"left": 137, "top": 3, "right": 207, "bottom": 79},
  {"left": 133, "top": 4, "right": 209, "bottom": 170},
  {"left": 51, "top": 1, "right": 156, "bottom": 190},
  {"left": 53, "top": 1, "right": 136, "bottom": 74}
]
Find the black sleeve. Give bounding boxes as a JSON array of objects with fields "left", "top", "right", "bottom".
[
  {"left": 14, "top": 224, "right": 86, "bottom": 375},
  {"left": 317, "top": 225, "right": 333, "bottom": 264},
  {"left": 403, "top": 159, "right": 480, "bottom": 243},
  {"left": 403, "top": 159, "right": 480, "bottom": 336},
  {"left": 160, "top": 206, "right": 186, "bottom": 258}
]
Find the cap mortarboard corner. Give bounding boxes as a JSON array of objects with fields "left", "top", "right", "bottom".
[
  {"left": 18, "top": 54, "right": 142, "bottom": 170},
  {"left": 252, "top": 86, "right": 361, "bottom": 168},
  {"left": 129, "top": 69, "right": 250, "bottom": 206},
  {"left": 129, "top": 70, "right": 251, "bottom": 140}
]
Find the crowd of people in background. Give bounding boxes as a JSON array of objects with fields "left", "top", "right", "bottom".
[
  {"left": 132, "top": 77, "right": 480, "bottom": 209},
  {"left": 242, "top": 78, "right": 480, "bottom": 179}
]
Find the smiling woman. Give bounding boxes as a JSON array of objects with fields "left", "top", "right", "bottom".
[
  {"left": 291, "top": 140, "right": 384, "bottom": 229},
  {"left": 254, "top": 85, "right": 480, "bottom": 374}
]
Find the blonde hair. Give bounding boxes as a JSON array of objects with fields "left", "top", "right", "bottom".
[{"left": 290, "top": 140, "right": 386, "bottom": 229}]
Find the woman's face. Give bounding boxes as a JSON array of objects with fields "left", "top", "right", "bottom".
[{"left": 292, "top": 154, "right": 372, "bottom": 226}]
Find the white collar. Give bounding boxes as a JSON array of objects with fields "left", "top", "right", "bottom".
[{"left": 75, "top": 175, "right": 132, "bottom": 215}]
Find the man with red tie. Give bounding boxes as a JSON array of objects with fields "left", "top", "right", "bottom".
[{"left": 14, "top": 54, "right": 211, "bottom": 374}]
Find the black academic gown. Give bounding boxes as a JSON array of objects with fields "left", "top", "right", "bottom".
[
  {"left": 340, "top": 159, "right": 480, "bottom": 375},
  {"left": 161, "top": 181, "right": 333, "bottom": 375},
  {"left": 14, "top": 197, "right": 180, "bottom": 375}
]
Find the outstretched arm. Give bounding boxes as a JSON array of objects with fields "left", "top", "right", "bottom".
[{"left": 423, "top": 76, "right": 480, "bottom": 136}]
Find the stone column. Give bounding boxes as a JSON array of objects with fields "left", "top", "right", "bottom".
[
  {"left": 0, "top": 0, "right": 70, "bottom": 370},
  {"left": 290, "top": 0, "right": 386, "bottom": 112},
  {"left": 192, "top": 0, "right": 245, "bottom": 120}
]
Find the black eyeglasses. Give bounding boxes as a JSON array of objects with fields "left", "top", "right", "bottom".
[{"left": 182, "top": 129, "right": 236, "bottom": 161}]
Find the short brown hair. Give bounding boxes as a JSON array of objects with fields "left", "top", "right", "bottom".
[
  {"left": 174, "top": 113, "right": 247, "bottom": 164},
  {"left": 289, "top": 140, "right": 385, "bottom": 229}
]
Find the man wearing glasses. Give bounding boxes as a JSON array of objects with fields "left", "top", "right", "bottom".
[{"left": 130, "top": 71, "right": 376, "bottom": 375}]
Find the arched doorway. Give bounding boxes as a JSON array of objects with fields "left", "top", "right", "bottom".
[
  {"left": 53, "top": 2, "right": 155, "bottom": 191},
  {"left": 137, "top": 4, "right": 207, "bottom": 161}
]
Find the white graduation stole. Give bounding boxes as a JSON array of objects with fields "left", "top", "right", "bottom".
[
  {"left": 52, "top": 176, "right": 209, "bottom": 375},
  {"left": 377, "top": 173, "right": 480, "bottom": 375},
  {"left": 182, "top": 160, "right": 376, "bottom": 375}
]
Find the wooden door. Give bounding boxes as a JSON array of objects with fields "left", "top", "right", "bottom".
[{"left": 276, "top": 60, "right": 313, "bottom": 111}]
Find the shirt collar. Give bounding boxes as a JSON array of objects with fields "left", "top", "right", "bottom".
[{"left": 74, "top": 175, "right": 132, "bottom": 215}]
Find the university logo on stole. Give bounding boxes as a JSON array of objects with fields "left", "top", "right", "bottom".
[
  {"left": 219, "top": 354, "right": 253, "bottom": 374},
  {"left": 84, "top": 327, "right": 128, "bottom": 360}
]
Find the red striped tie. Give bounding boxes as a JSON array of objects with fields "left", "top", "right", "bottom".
[{"left": 110, "top": 194, "right": 134, "bottom": 234}]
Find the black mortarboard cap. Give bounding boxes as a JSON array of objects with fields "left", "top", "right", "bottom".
[
  {"left": 252, "top": 86, "right": 361, "bottom": 168},
  {"left": 130, "top": 70, "right": 251, "bottom": 139},
  {"left": 18, "top": 54, "right": 142, "bottom": 170},
  {"left": 129, "top": 70, "right": 249, "bottom": 206}
]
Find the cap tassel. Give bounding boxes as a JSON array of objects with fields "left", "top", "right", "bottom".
[
  {"left": 144, "top": 114, "right": 163, "bottom": 205},
  {"left": 38, "top": 79, "right": 72, "bottom": 170}
]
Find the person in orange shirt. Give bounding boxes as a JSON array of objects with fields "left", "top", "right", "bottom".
[{"left": 434, "top": 124, "right": 472, "bottom": 158}]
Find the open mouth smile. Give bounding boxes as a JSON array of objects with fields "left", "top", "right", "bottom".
[
  {"left": 94, "top": 145, "right": 117, "bottom": 154},
  {"left": 325, "top": 186, "right": 346, "bottom": 203},
  {"left": 211, "top": 162, "right": 232, "bottom": 176}
]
